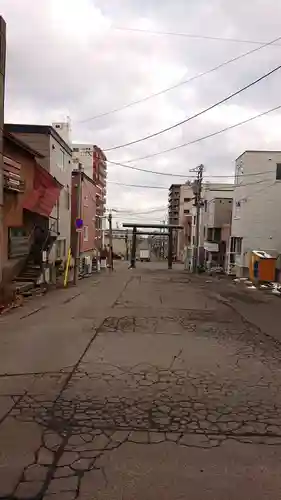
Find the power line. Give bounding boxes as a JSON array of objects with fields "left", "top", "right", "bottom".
[
  {"left": 104, "top": 63, "right": 281, "bottom": 151},
  {"left": 112, "top": 206, "right": 167, "bottom": 214},
  {"left": 107, "top": 157, "right": 276, "bottom": 179},
  {"left": 114, "top": 26, "right": 281, "bottom": 47},
  {"left": 77, "top": 35, "right": 281, "bottom": 123},
  {"left": 119, "top": 104, "right": 281, "bottom": 163},
  {"left": 108, "top": 180, "right": 169, "bottom": 189}
]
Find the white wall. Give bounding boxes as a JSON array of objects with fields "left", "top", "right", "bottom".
[
  {"left": 231, "top": 151, "right": 281, "bottom": 262},
  {"left": 49, "top": 136, "right": 73, "bottom": 261},
  {"left": 72, "top": 144, "right": 93, "bottom": 178}
]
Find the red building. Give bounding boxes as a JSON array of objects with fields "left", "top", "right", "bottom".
[
  {"left": 92, "top": 146, "right": 107, "bottom": 247},
  {"left": 2, "top": 128, "right": 62, "bottom": 285},
  {"left": 71, "top": 169, "right": 96, "bottom": 273}
]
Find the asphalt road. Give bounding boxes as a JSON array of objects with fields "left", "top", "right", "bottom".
[{"left": 0, "top": 262, "right": 281, "bottom": 499}]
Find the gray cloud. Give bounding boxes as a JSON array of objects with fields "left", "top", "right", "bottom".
[{"left": 2, "top": 0, "right": 281, "bottom": 222}]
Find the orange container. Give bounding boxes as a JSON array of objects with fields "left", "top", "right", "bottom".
[{"left": 249, "top": 251, "right": 276, "bottom": 282}]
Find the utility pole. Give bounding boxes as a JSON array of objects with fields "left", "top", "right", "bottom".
[
  {"left": 73, "top": 165, "right": 82, "bottom": 284},
  {"left": 191, "top": 164, "right": 204, "bottom": 272},
  {"left": 125, "top": 229, "right": 129, "bottom": 261},
  {"left": 108, "top": 211, "right": 113, "bottom": 270},
  {"left": 130, "top": 226, "right": 137, "bottom": 268}
]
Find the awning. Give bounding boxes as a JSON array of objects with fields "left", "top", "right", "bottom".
[{"left": 23, "top": 163, "right": 63, "bottom": 217}]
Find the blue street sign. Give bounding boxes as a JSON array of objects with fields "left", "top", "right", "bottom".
[{"left": 75, "top": 218, "right": 83, "bottom": 229}]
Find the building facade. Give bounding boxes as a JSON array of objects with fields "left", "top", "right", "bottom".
[
  {"left": 5, "top": 124, "right": 73, "bottom": 265},
  {"left": 72, "top": 144, "right": 107, "bottom": 249},
  {"left": 0, "top": 17, "right": 6, "bottom": 287},
  {"left": 2, "top": 129, "right": 62, "bottom": 284},
  {"left": 229, "top": 150, "right": 281, "bottom": 276},
  {"left": 177, "top": 182, "right": 193, "bottom": 261},
  {"left": 168, "top": 184, "right": 181, "bottom": 257},
  {"left": 71, "top": 169, "right": 96, "bottom": 274},
  {"left": 187, "top": 183, "right": 233, "bottom": 270}
]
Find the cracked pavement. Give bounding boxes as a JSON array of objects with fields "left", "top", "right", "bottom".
[{"left": 1, "top": 263, "right": 281, "bottom": 499}]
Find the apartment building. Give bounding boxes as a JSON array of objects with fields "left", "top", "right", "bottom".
[
  {"left": 71, "top": 169, "right": 96, "bottom": 273},
  {"left": 0, "top": 17, "right": 6, "bottom": 286},
  {"left": 177, "top": 182, "right": 193, "bottom": 261},
  {"left": 5, "top": 124, "right": 73, "bottom": 264},
  {"left": 229, "top": 150, "right": 281, "bottom": 276},
  {"left": 187, "top": 183, "right": 233, "bottom": 270},
  {"left": 168, "top": 184, "right": 181, "bottom": 257},
  {"left": 72, "top": 144, "right": 107, "bottom": 249}
]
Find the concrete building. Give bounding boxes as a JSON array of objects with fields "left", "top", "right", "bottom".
[
  {"left": 72, "top": 144, "right": 107, "bottom": 249},
  {"left": 187, "top": 183, "right": 233, "bottom": 270},
  {"left": 2, "top": 129, "right": 62, "bottom": 285},
  {"left": 0, "top": 17, "right": 6, "bottom": 288},
  {"left": 229, "top": 150, "right": 281, "bottom": 276},
  {"left": 71, "top": 169, "right": 96, "bottom": 274},
  {"left": 177, "top": 182, "right": 193, "bottom": 261},
  {"left": 168, "top": 184, "right": 181, "bottom": 257},
  {"left": 5, "top": 124, "right": 73, "bottom": 265}
]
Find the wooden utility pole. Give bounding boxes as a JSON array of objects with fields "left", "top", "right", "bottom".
[
  {"left": 191, "top": 164, "right": 204, "bottom": 272},
  {"left": 108, "top": 211, "right": 113, "bottom": 270}
]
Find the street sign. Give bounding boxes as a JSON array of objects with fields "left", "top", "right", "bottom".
[{"left": 75, "top": 218, "right": 83, "bottom": 229}]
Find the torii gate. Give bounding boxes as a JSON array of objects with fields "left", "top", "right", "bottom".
[{"left": 122, "top": 223, "right": 183, "bottom": 269}]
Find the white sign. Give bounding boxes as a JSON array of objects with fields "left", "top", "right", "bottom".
[{"left": 204, "top": 242, "right": 219, "bottom": 252}]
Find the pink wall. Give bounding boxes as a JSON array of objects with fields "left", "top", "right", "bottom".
[{"left": 81, "top": 175, "right": 96, "bottom": 253}]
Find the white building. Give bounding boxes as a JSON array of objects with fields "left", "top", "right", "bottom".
[
  {"left": 187, "top": 183, "right": 233, "bottom": 270},
  {"left": 229, "top": 150, "right": 281, "bottom": 276},
  {"left": 177, "top": 182, "right": 194, "bottom": 261}
]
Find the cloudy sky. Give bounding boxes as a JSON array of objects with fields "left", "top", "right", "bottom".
[{"left": 1, "top": 0, "right": 281, "bottom": 224}]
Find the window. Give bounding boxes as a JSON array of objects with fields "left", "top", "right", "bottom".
[
  {"left": 58, "top": 148, "right": 65, "bottom": 170},
  {"left": 83, "top": 225, "right": 89, "bottom": 242},
  {"left": 204, "top": 200, "right": 208, "bottom": 212},
  {"left": 184, "top": 197, "right": 191, "bottom": 202},
  {"left": 184, "top": 209, "right": 190, "bottom": 214},
  {"left": 214, "top": 228, "right": 221, "bottom": 242},
  {"left": 193, "top": 216, "right": 196, "bottom": 225},
  {"left": 231, "top": 237, "right": 242, "bottom": 254},
  {"left": 73, "top": 147, "right": 79, "bottom": 152},
  {"left": 207, "top": 228, "right": 213, "bottom": 241},
  {"left": 276, "top": 163, "right": 281, "bottom": 180}
]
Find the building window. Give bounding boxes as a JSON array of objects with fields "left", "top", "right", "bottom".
[
  {"left": 83, "top": 226, "right": 89, "bottom": 242},
  {"left": 214, "top": 228, "right": 221, "bottom": 242},
  {"left": 58, "top": 148, "right": 65, "bottom": 170},
  {"left": 184, "top": 197, "right": 191, "bottom": 202},
  {"left": 204, "top": 200, "right": 208, "bottom": 212},
  {"left": 207, "top": 228, "right": 213, "bottom": 241},
  {"left": 276, "top": 163, "right": 281, "bottom": 180},
  {"left": 193, "top": 216, "right": 196, "bottom": 225},
  {"left": 184, "top": 209, "right": 190, "bottom": 214}
]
